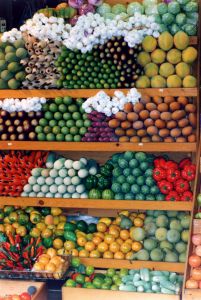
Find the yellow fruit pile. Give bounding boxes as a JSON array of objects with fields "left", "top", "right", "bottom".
[{"left": 136, "top": 31, "right": 197, "bottom": 88}]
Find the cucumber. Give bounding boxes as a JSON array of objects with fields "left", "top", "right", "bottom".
[
  {"left": 152, "top": 284, "right": 161, "bottom": 292},
  {"left": 161, "top": 287, "right": 175, "bottom": 294},
  {"left": 133, "top": 273, "right": 141, "bottom": 281},
  {"left": 137, "top": 286, "right": 144, "bottom": 292},
  {"left": 152, "top": 275, "right": 167, "bottom": 283},
  {"left": 119, "top": 284, "right": 136, "bottom": 292},
  {"left": 140, "top": 268, "right": 150, "bottom": 282},
  {"left": 134, "top": 280, "right": 145, "bottom": 287},
  {"left": 160, "top": 280, "right": 177, "bottom": 291},
  {"left": 122, "top": 275, "right": 133, "bottom": 283}
]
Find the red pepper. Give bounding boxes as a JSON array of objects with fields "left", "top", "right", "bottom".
[
  {"left": 181, "top": 165, "right": 196, "bottom": 181},
  {"left": 166, "top": 168, "right": 181, "bottom": 182},
  {"left": 154, "top": 157, "right": 167, "bottom": 168},
  {"left": 181, "top": 191, "right": 193, "bottom": 201},
  {"left": 175, "top": 179, "right": 190, "bottom": 193},
  {"left": 158, "top": 180, "right": 173, "bottom": 194},
  {"left": 164, "top": 160, "right": 178, "bottom": 170},
  {"left": 71, "top": 273, "right": 79, "bottom": 281},
  {"left": 179, "top": 158, "right": 192, "bottom": 169},
  {"left": 153, "top": 167, "right": 167, "bottom": 181},
  {"left": 165, "top": 191, "right": 180, "bottom": 201}
]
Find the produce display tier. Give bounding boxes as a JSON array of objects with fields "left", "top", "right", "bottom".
[
  {"left": 0, "top": 88, "right": 198, "bottom": 98},
  {"left": 0, "top": 141, "right": 196, "bottom": 152},
  {"left": 0, "top": 197, "right": 193, "bottom": 211}
]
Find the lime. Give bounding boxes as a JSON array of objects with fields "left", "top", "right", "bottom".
[
  {"left": 63, "top": 112, "right": 71, "bottom": 120},
  {"left": 49, "top": 103, "right": 58, "bottom": 112},
  {"left": 70, "top": 126, "right": 79, "bottom": 135},
  {"left": 35, "top": 126, "right": 43, "bottom": 133},
  {"left": 65, "top": 134, "right": 73, "bottom": 142},
  {"left": 54, "top": 97, "right": 63, "bottom": 105},
  {"left": 56, "top": 133, "right": 65, "bottom": 141},
  {"left": 58, "top": 120, "right": 66, "bottom": 127},
  {"left": 52, "top": 126, "right": 61, "bottom": 134},
  {"left": 66, "top": 120, "right": 75, "bottom": 127},
  {"left": 68, "top": 104, "right": 77, "bottom": 113},
  {"left": 106, "top": 268, "right": 116, "bottom": 278},
  {"left": 79, "top": 127, "right": 87, "bottom": 135},
  {"left": 63, "top": 97, "right": 72, "bottom": 105},
  {"left": 43, "top": 126, "right": 52, "bottom": 134},
  {"left": 84, "top": 120, "right": 91, "bottom": 127},
  {"left": 82, "top": 113, "right": 88, "bottom": 120},
  {"left": 85, "top": 266, "right": 94, "bottom": 276},
  {"left": 71, "top": 257, "right": 81, "bottom": 268},
  {"left": 54, "top": 112, "right": 62, "bottom": 120},
  {"left": 37, "top": 133, "right": 46, "bottom": 141},
  {"left": 42, "top": 103, "right": 49, "bottom": 111},
  {"left": 76, "top": 120, "right": 84, "bottom": 127},
  {"left": 44, "top": 111, "right": 53, "bottom": 120},
  {"left": 39, "top": 118, "right": 48, "bottom": 126},
  {"left": 61, "top": 127, "right": 69, "bottom": 135},
  {"left": 46, "top": 133, "right": 56, "bottom": 141},
  {"left": 72, "top": 112, "right": 81, "bottom": 120},
  {"left": 59, "top": 104, "right": 67, "bottom": 113},
  {"left": 73, "top": 135, "right": 81, "bottom": 142},
  {"left": 49, "top": 120, "right": 57, "bottom": 127}
]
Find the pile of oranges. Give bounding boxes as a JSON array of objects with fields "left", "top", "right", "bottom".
[{"left": 63, "top": 212, "right": 145, "bottom": 260}]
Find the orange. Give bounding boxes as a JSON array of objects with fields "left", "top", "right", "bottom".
[
  {"left": 98, "top": 242, "right": 109, "bottom": 253},
  {"left": 134, "top": 217, "right": 143, "bottom": 227},
  {"left": 120, "top": 242, "right": 132, "bottom": 254},
  {"left": 109, "top": 228, "right": 120, "bottom": 238},
  {"left": 132, "top": 241, "right": 142, "bottom": 252},
  {"left": 114, "top": 251, "right": 125, "bottom": 260},
  {"left": 53, "top": 238, "right": 63, "bottom": 249},
  {"left": 120, "top": 230, "right": 130, "bottom": 241},
  {"left": 116, "top": 238, "right": 124, "bottom": 245},
  {"left": 89, "top": 250, "right": 101, "bottom": 258},
  {"left": 71, "top": 249, "right": 79, "bottom": 257},
  {"left": 92, "top": 236, "right": 102, "bottom": 245},
  {"left": 109, "top": 242, "right": 120, "bottom": 253},
  {"left": 47, "top": 248, "right": 57, "bottom": 258},
  {"left": 94, "top": 232, "right": 105, "bottom": 240},
  {"left": 115, "top": 216, "right": 121, "bottom": 225},
  {"left": 79, "top": 249, "right": 89, "bottom": 257},
  {"left": 64, "top": 241, "right": 75, "bottom": 251},
  {"left": 137, "top": 213, "right": 145, "bottom": 220},
  {"left": 104, "top": 234, "right": 115, "bottom": 245},
  {"left": 0, "top": 225, "right": 5, "bottom": 232},
  {"left": 109, "top": 224, "right": 120, "bottom": 231},
  {"left": 45, "top": 262, "right": 56, "bottom": 272},
  {"left": 97, "top": 222, "right": 107, "bottom": 233},
  {"left": 103, "top": 251, "right": 114, "bottom": 259},
  {"left": 77, "top": 236, "right": 87, "bottom": 247},
  {"left": 85, "top": 241, "right": 95, "bottom": 252},
  {"left": 38, "top": 255, "right": 50, "bottom": 265},
  {"left": 33, "top": 262, "right": 45, "bottom": 271},
  {"left": 126, "top": 238, "right": 133, "bottom": 245},
  {"left": 126, "top": 251, "right": 134, "bottom": 260}
]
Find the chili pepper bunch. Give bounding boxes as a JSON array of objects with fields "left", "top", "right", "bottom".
[
  {"left": 0, "top": 151, "right": 48, "bottom": 197},
  {"left": 0, "top": 233, "right": 44, "bottom": 270},
  {"left": 153, "top": 157, "right": 196, "bottom": 201}
]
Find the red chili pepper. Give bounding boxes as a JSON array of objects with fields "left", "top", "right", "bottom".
[
  {"left": 166, "top": 168, "right": 181, "bottom": 182},
  {"left": 158, "top": 180, "right": 173, "bottom": 194},
  {"left": 71, "top": 273, "right": 79, "bottom": 281},
  {"left": 181, "top": 165, "right": 196, "bottom": 181},
  {"left": 164, "top": 160, "right": 178, "bottom": 170},
  {"left": 153, "top": 167, "right": 167, "bottom": 181},
  {"left": 154, "top": 157, "right": 167, "bottom": 168},
  {"left": 165, "top": 191, "right": 180, "bottom": 201},
  {"left": 179, "top": 158, "right": 192, "bottom": 169},
  {"left": 181, "top": 191, "right": 193, "bottom": 201},
  {"left": 175, "top": 179, "right": 190, "bottom": 193}
]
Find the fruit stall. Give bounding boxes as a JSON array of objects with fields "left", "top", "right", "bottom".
[{"left": 0, "top": 0, "right": 200, "bottom": 299}]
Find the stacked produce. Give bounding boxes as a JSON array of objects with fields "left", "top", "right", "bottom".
[
  {"left": 65, "top": 257, "right": 183, "bottom": 294},
  {"left": 0, "top": 39, "right": 27, "bottom": 89},
  {"left": 36, "top": 97, "right": 91, "bottom": 141},
  {"left": 0, "top": 151, "right": 47, "bottom": 196},
  {"left": 0, "top": 286, "right": 37, "bottom": 300},
  {"left": 153, "top": 156, "right": 195, "bottom": 201},
  {"left": 156, "top": 0, "right": 198, "bottom": 35},
  {"left": 109, "top": 95, "right": 196, "bottom": 142},
  {"left": 186, "top": 234, "right": 201, "bottom": 289},
  {"left": 194, "top": 193, "right": 201, "bottom": 219},
  {"left": 136, "top": 31, "right": 197, "bottom": 88}
]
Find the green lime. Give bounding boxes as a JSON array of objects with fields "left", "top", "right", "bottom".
[
  {"left": 49, "top": 120, "right": 57, "bottom": 127},
  {"left": 68, "top": 104, "right": 77, "bottom": 113},
  {"left": 65, "top": 279, "right": 76, "bottom": 287},
  {"left": 75, "top": 274, "right": 85, "bottom": 284},
  {"left": 71, "top": 257, "right": 81, "bottom": 268},
  {"left": 46, "top": 133, "right": 56, "bottom": 141},
  {"left": 56, "top": 133, "right": 65, "bottom": 141},
  {"left": 43, "top": 126, "right": 52, "bottom": 134},
  {"left": 84, "top": 120, "right": 91, "bottom": 127},
  {"left": 79, "top": 127, "right": 87, "bottom": 135},
  {"left": 58, "top": 120, "right": 65, "bottom": 128},
  {"left": 72, "top": 112, "right": 81, "bottom": 120},
  {"left": 76, "top": 120, "right": 84, "bottom": 127},
  {"left": 65, "top": 134, "right": 73, "bottom": 142},
  {"left": 49, "top": 103, "right": 58, "bottom": 112},
  {"left": 52, "top": 126, "right": 61, "bottom": 134},
  {"left": 82, "top": 113, "right": 88, "bottom": 120},
  {"left": 39, "top": 118, "right": 48, "bottom": 126},
  {"left": 54, "top": 112, "right": 62, "bottom": 120},
  {"left": 63, "top": 97, "right": 72, "bottom": 105},
  {"left": 63, "top": 112, "right": 71, "bottom": 120},
  {"left": 58, "top": 104, "right": 67, "bottom": 113},
  {"left": 37, "top": 133, "right": 46, "bottom": 141},
  {"left": 70, "top": 126, "right": 79, "bottom": 135},
  {"left": 66, "top": 120, "right": 75, "bottom": 127},
  {"left": 44, "top": 111, "right": 53, "bottom": 120},
  {"left": 42, "top": 103, "right": 49, "bottom": 112},
  {"left": 61, "top": 127, "right": 69, "bottom": 135},
  {"left": 35, "top": 126, "right": 43, "bottom": 133},
  {"left": 73, "top": 135, "right": 81, "bottom": 142}
]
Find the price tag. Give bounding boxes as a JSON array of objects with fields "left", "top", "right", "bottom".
[
  {"left": 159, "top": 89, "right": 164, "bottom": 92},
  {"left": 7, "top": 142, "right": 12, "bottom": 146},
  {"left": 138, "top": 143, "right": 143, "bottom": 147}
]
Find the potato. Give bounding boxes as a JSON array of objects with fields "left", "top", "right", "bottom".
[
  {"left": 108, "top": 119, "right": 120, "bottom": 128},
  {"left": 124, "top": 102, "right": 133, "bottom": 113},
  {"left": 139, "top": 110, "right": 149, "bottom": 120},
  {"left": 182, "top": 126, "right": 193, "bottom": 136},
  {"left": 164, "top": 137, "right": 174, "bottom": 142},
  {"left": 144, "top": 118, "right": 154, "bottom": 127},
  {"left": 141, "top": 136, "right": 151, "bottom": 142},
  {"left": 152, "top": 135, "right": 162, "bottom": 142},
  {"left": 130, "top": 136, "right": 140, "bottom": 143},
  {"left": 185, "top": 103, "right": 196, "bottom": 113},
  {"left": 159, "top": 129, "right": 170, "bottom": 137},
  {"left": 115, "top": 112, "right": 127, "bottom": 121},
  {"left": 126, "top": 128, "right": 136, "bottom": 137},
  {"left": 176, "top": 137, "right": 187, "bottom": 142},
  {"left": 169, "top": 102, "right": 181, "bottom": 111},
  {"left": 137, "top": 129, "right": 147, "bottom": 137},
  {"left": 189, "top": 113, "right": 196, "bottom": 127},
  {"left": 133, "top": 102, "right": 144, "bottom": 113},
  {"left": 146, "top": 103, "right": 157, "bottom": 111},
  {"left": 147, "top": 126, "right": 158, "bottom": 136},
  {"left": 155, "top": 119, "right": 166, "bottom": 129},
  {"left": 170, "top": 128, "right": 181, "bottom": 137},
  {"left": 133, "top": 121, "right": 144, "bottom": 130},
  {"left": 177, "top": 96, "right": 188, "bottom": 106},
  {"left": 164, "top": 96, "right": 175, "bottom": 104},
  {"left": 158, "top": 103, "right": 168, "bottom": 112},
  {"left": 178, "top": 118, "right": 189, "bottom": 128},
  {"left": 160, "top": 112, "right": 172, "bottom": 121},
  {"left": 188, "top": 134, "right": 196, "bottom": 142},
  {"left": 172, "top": 110, "right": 186, "bottom": 120},
  {"left": 119, "top": 136, "right": 130, "bottom": 142},
  {"left": 121, "top": 121, "right": 132, "bottom": 129},
  {"left": 150, "top": 110, "right": 160, "bottom": 120},
  {"left": 115, "top": 127, "right": 125, "bottom": 136},
  {"left": 140, "top": 95, "right": 151, "bottom": 104},
  {"left": 127, "top": 112, "right": 138, "bottom": 122},
  {"left": 152, "top": 96, "right": 163, "bottom": 105},
  {"left": 167, "top": 120, "right": 177, "bottom": 129}
]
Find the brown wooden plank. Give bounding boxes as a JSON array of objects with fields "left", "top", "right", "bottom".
[{"left": 0, "top": 141, "right": 196, "bottom": 152}]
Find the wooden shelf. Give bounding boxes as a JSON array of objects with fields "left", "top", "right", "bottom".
[
  {"left": 0, "top": 88, "right": 197, "bottom": 98},
  {"left": 80, "top": 258, "right": 185, "bottom": 272},
  {"left": 0, "top": 141, "right": 196, "bottom": 152},
  {"left": 0, "top": 197, "right": 193, "bottom": 211}
]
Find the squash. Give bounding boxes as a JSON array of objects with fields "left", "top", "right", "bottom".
[{"left": 55, "top": 2, "right": 68, "bottom": 10}]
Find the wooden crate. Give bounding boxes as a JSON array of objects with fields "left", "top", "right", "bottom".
[
  {"left": 0, "top": 280, "right": 47, "bottom": 300},
  {"left": 62, "top": 287, "right": 180, "bottom": 300},
  {"left": 193, "top": 219, "right": 201, "bottom": 234},
  {"left": 183, "top": 289, "right": 201, "bottom": 300}
]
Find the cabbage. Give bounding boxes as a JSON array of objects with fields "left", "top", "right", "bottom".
[
  {"left": 169, "top": 24, "right": 180, "bottom": 35},
  {"left": 177, "top": 0, "right": 190, "bottom": 4},
  {"left": 111, "top": 4, "right": 127, "bottom": 15},
  {"left": 186, "top": 12, "right": 198, "bottom": 24},
  {"left": 168, "top": 2, "right": 180, "bottom": 14},
  {"left": 88, "top": 0, "right": 102, "bottom": 6},
  {"left": 155, "top": 14, "right": 162, "bottom": 24},
  {"left": 79, "top": 4, "right": 95, "bottom": 15},
  {"left": 176, "top": 13, "right": 187, "bottom": 26},
  {"left": 127, "top": 2, "right": 144, "bottom": 15},
  {"left": 68, "top": 0, "right": 84, "bottom": 9},
  {"left": 96, "top": 3, "right": 111, "bottom": 16},
  {"left": 182, "top": 24, "right": 197, "bottom": 35},
  {"left": 157, "top": 3, "right": 168, "bottom": 15},
  {"left": 184, "top": 1, "right": 198, "bottom": 12},
  {"left": 145, "top": 5, "right": 158, "bottom": 15},
  {"left": 159, "top": 24, "right": 169, "bottom": 32}
]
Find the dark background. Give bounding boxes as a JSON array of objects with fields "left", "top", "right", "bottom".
[{"left": 0, "top": 0, "right": 64, "bottom": 30}]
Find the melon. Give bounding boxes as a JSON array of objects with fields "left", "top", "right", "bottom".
[
  {"left": 131, "top": 227, "right": 146, "bottom": 241},
  {"left": 167, "top": 229, "right": 180, "bottom": 243},
  {"left": 156, "top": 215, "right": 169, "bottom": 227},
  {"left": 144, "top": 238, "right": 158, "bottom": 251},
  {"left": 160, "top": 240, "right": 173, "bottom": 251},
  {"left": 150, "top": 249, "right": 164, "bottom": 261},
  {"left": 170, "top": 220, "right": 183, "bottom": 232},
  {"left": 135, "top": 249, "right": 149, "bottom": 261},
  {"left": 181, "top": 215, "right": 191, "bottom": 229},
  {"left": 155, "top": 228, "right": 168, "bottom": 241},
  {"left": 158, "top": 32, "right": 174, "bottom": 51},
  {"left": 144, "top": 222, "right": 157, "bottom": 236},
  {"left": 165, "top": 251, "right": 179, "bottom": 262}
]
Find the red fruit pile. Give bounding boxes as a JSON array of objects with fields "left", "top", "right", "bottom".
[
  {"left": 153, "top": 157, "right": 195, "bottom": 201},
  {"left": 0, "top": 151, "right": 48, "bottom": 196},
  {"left": 186, "top": 234, "right": 201, "bottom": 289}
]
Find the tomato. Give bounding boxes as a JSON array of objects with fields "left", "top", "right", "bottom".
[
  {"left": 189, "top": 255, "right": 201, "bottom": 268},
  {"left": 20, "top": 293, "right": 31, "bottom": 300}
]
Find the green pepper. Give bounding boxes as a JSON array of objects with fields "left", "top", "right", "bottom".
[
  {"left": 22, "top": 235, "right": 31, "bottom": 245},
  {"left": 0, "top": 232, "right": 7, "bottom": 243},
  {"left": 64, "top": 7, "right": 70, "bottom": 18},
  {"left": 64, "top": 230, "right": 77, "bottom": 242}
]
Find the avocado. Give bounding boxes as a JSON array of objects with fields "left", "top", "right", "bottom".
[
  {"left": 8, "top": 62, "right": 21, "bottom": 73},
  {"left": 0, "top": 79, "right": 8, "bottom": 89},
  {"left": 15, "top": 71, "right": 26, "bottom": 81},
  {"left": 1, "top": 70, "right": 13, "bottom": 81},
  {"left": 8, "top": 78, "right": 21, "bottom": 89},
  {"left": 5, "top": 45, "right": 15, "bottom": 53},
  {"left": 5, "top": 53, "right": 18, "bottom": 63},
  {"left": 16, "top": 48, "right": 27, "bottom": 59},
  {"left": 0, "top": 53, "right": 5, "bottom": 60},
  {"left": 0, "top": 60, "right": 7, "bottom": 72},
  {"left": 13, "top": 39, "right": 25, "bottom": 48}
]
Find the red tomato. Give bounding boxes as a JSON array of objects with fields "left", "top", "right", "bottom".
[
  {"left": 189, "top": 254, "right": 201, "bottom": 268},
  {"left": 20, "top": 293, "right": 31, "bottom": 300}
]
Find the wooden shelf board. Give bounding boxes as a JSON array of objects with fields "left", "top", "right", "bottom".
[
  {"left": 184, "top": 289, "right": 201, "bottom": 296},
  {"left": 0, "top": 197, "right": 193, "bottom": 211},
  {"left": 80, "top": 258, "right": 185, "bottom": 272},
  {"left": 0, "top": 141, "right": 196, "bottom": 152},
  {"left": 0, "top": 88, "right": 197, "bottom": 98}
]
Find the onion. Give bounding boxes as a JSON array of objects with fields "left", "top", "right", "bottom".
[
  {"left": 192, "top": 268, "right": 201, "bottom": 281},
  {"left": 186, "top": 278, "right": 199, "bottom": 289},
  {"left": 69, "top": 15, "right": 79, "bottom": 25},
  {"left": 196, "top": 246, "right": 201, "bottom": 257},
  {"left": 68, "top": 0, "right": 84, "bottom": 8},
  {"left": 189, "top": 254, "right": 201, "bottom": 268},
  {"left": 192, "top": 234, "right": 201, "bottom": 246},
  {"left": 79, "top": 4, "right": 95, "bottom": 15},
  {"left": 88, "top": 0, "right": 102, "bottom": 6}
]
